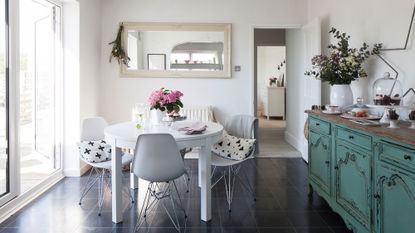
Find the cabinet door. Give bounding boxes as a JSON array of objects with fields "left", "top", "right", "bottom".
[
  {"left": 335, "top": 141, "right": 371, "bottom": 229},
  {"left": 375, "top": 164, "right": 415, "bottom": 233},
  {"left": 308, "top": 130, "right": 331, "bottom": 195}
]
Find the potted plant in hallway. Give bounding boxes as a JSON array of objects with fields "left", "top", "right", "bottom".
[
  {"left": 148, "top": 88, "right": 184, "bottom": 125},
  {"left": 305, "top": 27, "right": 382, "bottom": 107}
]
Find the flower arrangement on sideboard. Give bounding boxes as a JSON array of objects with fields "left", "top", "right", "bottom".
[{"left": 305, "top": 27, "right": 382, "bottom": 86}]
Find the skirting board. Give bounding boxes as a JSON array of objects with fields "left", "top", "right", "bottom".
[
  {"left": 64, "top": 163, "right": 91, "bottom": 177},
  {"left": 284, "top": 130, "right": 303, "bottom": 156}
]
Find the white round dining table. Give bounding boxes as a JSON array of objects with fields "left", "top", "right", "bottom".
[{"left": 104, "top": 121, "right": 223, "bottom": 223}]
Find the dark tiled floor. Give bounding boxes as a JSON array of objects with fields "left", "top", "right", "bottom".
[{"left": 0, "top": 158, "right": 352, "bottom": 233}]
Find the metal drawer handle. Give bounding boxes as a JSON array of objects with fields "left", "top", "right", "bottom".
[
  {"left": 349, "top": 135, "right": 354, "bottom": 139},
  {"left": 404, "top": 155, "right": 412, "bottom": 160},
  {"left": 373, "top": 193, "right": 381, "bottom": 199},
  {"left": 334, "top": 166, "right": 339, "bottom": 170},
  {"left": 316, "top": 123, "right": 320, "bottom": 126},
  {"left": 325, "top": 161, "right": 330, "bottom": 165}
]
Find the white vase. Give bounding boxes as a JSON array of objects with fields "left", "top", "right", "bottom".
[
  {"left": 330, "top": 84, "right": 354, "bottom": 108},
  {"left": 150, "top": 109, "right": 164, "bottom": 125}
]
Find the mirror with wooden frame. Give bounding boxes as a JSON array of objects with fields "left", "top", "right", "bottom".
[{"left": 121, "top": 22, "right": 232, "bottom": 78}]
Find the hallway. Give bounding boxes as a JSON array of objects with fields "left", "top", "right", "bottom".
[{"left": 257, "top": 117, "right": 301, "bottom": 158}]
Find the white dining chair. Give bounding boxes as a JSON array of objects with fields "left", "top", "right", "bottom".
[
  {"left": 132, "top": 133, "right": 187, "bottom": 232},
  {"left": 211, "top": 115, "right": 258, "bottom": 212},
  {"left": 78, "top": 117, "right": 134, "bottom": 216}
]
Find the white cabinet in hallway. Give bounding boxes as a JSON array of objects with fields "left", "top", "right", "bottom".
[{"left": 264, "top": 86, "right": 285, "bottom": 120}]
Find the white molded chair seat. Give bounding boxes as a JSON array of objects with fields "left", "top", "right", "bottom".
[{"left": 211, "top": 152, "right": 253, "bottom": 167}]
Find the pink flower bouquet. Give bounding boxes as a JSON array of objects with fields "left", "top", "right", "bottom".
[{"left": 148, "top": 88, "right": 184, "bottom": 114}]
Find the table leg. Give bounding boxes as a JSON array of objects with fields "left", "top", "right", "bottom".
[
  {"left": 130, "top": 162, "right": 138, "bottom": 189},
  {"left": 200, "top": 141, "right": 212, "bottom": 222},
  {"left": 111, "top": 139, "right": 123, "bottom": 223}
]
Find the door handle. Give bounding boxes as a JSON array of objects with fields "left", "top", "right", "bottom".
[{"left": 349, "top": 135, "right": 354, "bottom": 139}]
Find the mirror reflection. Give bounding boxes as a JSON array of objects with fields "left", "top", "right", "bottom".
[
  {"left": 121, "top": 23, "right": 231, "bottom": 78},
  {"left": 127, "top": 30, "right": 224, "bottom": 71}
]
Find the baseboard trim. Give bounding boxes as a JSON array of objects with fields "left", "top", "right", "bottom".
[
  {"left": 284, "top": 130, "right": 301, "bottom": 151},
  {"left": 0, "top": 172, "right": 64, "bottom": 224},
  {"left": 64, "top": 168, "right": 82, "bottom": 177}
]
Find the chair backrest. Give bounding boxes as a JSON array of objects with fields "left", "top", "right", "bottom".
[
  {"left": 224, "top": 115, "right": 258, "bottom": 158},
  {"left": 80, "top": 117, "right": 108, "bottom": 141},
  {"left": 132, "top": 134, "right": 186, "bottom": 182},
  {"left": 224, "top": 115, "right": 257, "bottom": 139}
]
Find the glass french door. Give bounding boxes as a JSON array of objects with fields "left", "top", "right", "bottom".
[
  {"left": 0, "top": 0, "right": 62, "bottom": 207},
  {"left": 19, "top": 0, "right": 61, "bottom": 194}
]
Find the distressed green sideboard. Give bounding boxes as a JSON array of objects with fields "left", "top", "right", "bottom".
[{"left": 306, "top": 110, "right": 415, "bottom": 233}]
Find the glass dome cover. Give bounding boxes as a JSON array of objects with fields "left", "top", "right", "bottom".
[{"left": 372, "top": 72, "right": 403, "bottom": 106}]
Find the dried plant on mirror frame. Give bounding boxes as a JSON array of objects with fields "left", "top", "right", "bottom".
[{"left": 109, "top": 23, "right": 130, "bottom": 67}]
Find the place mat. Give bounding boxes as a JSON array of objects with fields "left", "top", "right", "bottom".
[{"left": 175, "top": 122, "right": 208, "bottom": 135}]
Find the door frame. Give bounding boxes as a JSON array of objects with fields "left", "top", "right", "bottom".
[
  {"left": 249, "top": 24, "right": 301, "bottom": 155},
  {"left": 249, "top": 24, "right": 301, "bottom": 117},
  {"left": 0, "top": 0, "right": 19, "bottom": 207}
]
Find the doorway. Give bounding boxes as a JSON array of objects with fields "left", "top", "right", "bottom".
[{"left": 253, "top": 28, "right": 300, "bottom": 158}]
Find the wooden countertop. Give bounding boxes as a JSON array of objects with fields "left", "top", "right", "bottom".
[{"left": 305, "top": 110, "right": 415, "bottom": 147}]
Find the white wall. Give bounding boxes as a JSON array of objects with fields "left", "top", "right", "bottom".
[
  {"left": 62, "top": 1, "right": 81, "bottom": 176},
  {"left": 257, "top": 46, "right": 285, "bottom": 115},
  {"left": 99, "top": 0, "right": 307, "bottom": 124},
  {"left": 80, "top": 0, "right": 101, "bottom": 119},
  {"left": 307, "top": 0, "right": 415, "bottom": 106},
  {"left": 63, "top": 0, "right": 101, "bottom": 176},
  {"left": 285, "top": 29, "right": 305, "bottom": 152}
]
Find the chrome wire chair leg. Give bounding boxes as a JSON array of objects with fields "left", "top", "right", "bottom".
[
  {"left": 223, "top": 166, "right": 236, "bottom": 212},
  {"left": 172, "top": 181, "right": 188, "bottom": 218},
  {"left": 211, "top": 166, "right": 224, "bottom": 189},
  {"left": 162, "top": 183, "right": 181, "bottom": 231},
  {"left": 97, "top": 168, "right": 106, "bottom": 216},
  {"left": 79, "top": 167, "right": 98, "bottom": 205},
  {"left": 183, "top": 172, "right": 190, "bottom": 193},
  {"left": 233, "top": 166, "right": 256, "bottom": 201},
  {"left": 180, "top": 148, "right": 192, "bottom": 194},
  {"left": 135, "top": 183, "right": 152, "bottom": 232},
  {"left": 135, "top": 181, "right": 186, "bottom": 233}
]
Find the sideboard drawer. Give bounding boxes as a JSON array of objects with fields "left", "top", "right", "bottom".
[
  {"left": 336, "top": 127, "right": 372, "bottom": 151},
  {"left": 309, "top": 117, "right": 331, "bottom": 135},
  {"left": 379, "top": 141, "right": 415, "bottom": 171}
]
